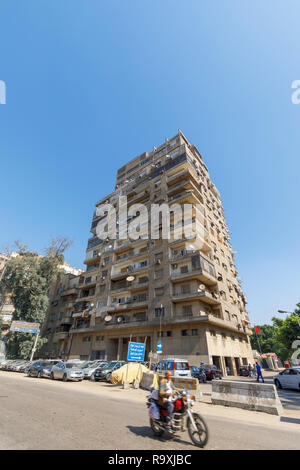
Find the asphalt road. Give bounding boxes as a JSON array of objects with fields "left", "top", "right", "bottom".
[{"left": 0, "top": 372, "right": 300, "bottom": 450}]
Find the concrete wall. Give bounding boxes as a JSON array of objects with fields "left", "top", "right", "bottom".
[{"left": 211, "top": 380, "right": 283, "bottom": 415}]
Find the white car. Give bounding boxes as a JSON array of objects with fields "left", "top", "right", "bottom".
[
  {"left": 156, "top": 358, "right": 192, "bottom": 378},
  {"left": 50, "top": 362, "right": 84, "bottom": 382},
  {"left": 274, "top": 368, "right": 300, "bottom": 391}
]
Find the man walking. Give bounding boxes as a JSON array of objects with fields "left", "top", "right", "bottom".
[{"left": 255, "top": 362, "right": 264, "bottom": 383}]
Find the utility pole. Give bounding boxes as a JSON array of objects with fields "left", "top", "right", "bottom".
[{"left": 30, "top": 330, "right": 40, "bottom": 361}]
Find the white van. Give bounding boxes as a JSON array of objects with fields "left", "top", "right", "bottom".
[{"left": 156, "top": 358, "right": 191, "bottom": 378}]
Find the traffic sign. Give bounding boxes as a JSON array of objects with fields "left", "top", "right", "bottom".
[
  {"left": 157, "top": 340, "right": 162, "bottom": 354},
  {"left": 10, "top": 321, "right": 40, "bottom": 334},
  {"left": 127, "top": 341, "right": 145, "bottom": 362}
]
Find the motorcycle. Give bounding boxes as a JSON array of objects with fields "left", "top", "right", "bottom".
[{"left": 146, "top": 388, "right": 209, "bottom": 448}]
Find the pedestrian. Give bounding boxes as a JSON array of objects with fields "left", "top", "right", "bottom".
[
  {"left": 255, "top": 362, "right": 264, "bottom": 383},
  {"left": 248, "top": 363, "right": 253, "bottom": 378}
]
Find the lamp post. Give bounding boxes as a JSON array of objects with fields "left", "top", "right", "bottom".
[{"left": 278, "top": 309, "right": 300, "bottom": 327}]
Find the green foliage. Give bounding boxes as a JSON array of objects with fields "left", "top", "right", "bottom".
[
  {"left": 0, "top": 239, "right": 72, "bottom": 359},
  {"left": 250, "top": 303, "right": 300, "bottom": 362}
]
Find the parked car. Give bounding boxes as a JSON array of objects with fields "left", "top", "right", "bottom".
[
  {"left": 28, "top": 360, "right": 61, "bottom": 378},
  {"left": 1, "top": 360, "right": 16, "bottom": 370},
  {"left": 156, "top": 358, "right": 192, "bottom": 378},
  {"left": 82, "top": 360, "right": 107, "bottom": 380},
  {"left": 238, "top": 366, "right": 252, "bottom": 377},
  {"left": 93, "top": 361, "right": 127, "bottom": 382},
  {"left": 50, "top": 361, "right": 84, "bottom": 381},
  {"left": 11, "top": 361, "right": 29, "bottom": 372},
  {"left": 200, "top": 364, "right": 222, "bottom": 381},
  {"left": 19, "top": 361, "right": 32, "bottom": 373},
  {"left": 190, "top": 365, "right": 207, "bottom": 383},
  {"left": 274, "top": 368, "right": 300, "bottom": 390}
]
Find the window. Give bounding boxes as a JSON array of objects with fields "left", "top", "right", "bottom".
[
  {"left": 155, "top": 307, "right": 165, "bottom": 317},
  {"left": 182, "top": 305, "right": 193, "bottom": 315},
  {"left": 157, "top": 331, "right": 164, "bottom": 337},
  {"left": 166, "top": 331, "right": 172, "bottom": 337},
  {"left": 181, "top": 330, "right": 188, "bottom": 336},
  {"left": 82, "top": 336, "right": 91, "bottom": 342},
  {"left": 180, "top": 265, "right": 189, "bottom": 274},
  {"left": 181, "top": 284, "right": 191, "bottom": 294},
  {"left": 192, "top": 329, "right": 198, "bottom": 336},
  {"left": 96, "top": 336, "right": 104, "bottom": 342}
]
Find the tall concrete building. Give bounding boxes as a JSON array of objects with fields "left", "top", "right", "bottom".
[{"left": 65, "top": 131, "right": 253, "bottom": 375}]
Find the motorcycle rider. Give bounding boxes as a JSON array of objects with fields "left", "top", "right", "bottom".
[{"left": 158, "top": 370, "right": 174, "bottom": 430}]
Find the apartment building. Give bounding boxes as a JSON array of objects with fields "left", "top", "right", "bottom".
[
  {"left": 0, "top": 252, "right": 19, "bottom": 335},
  {"left": 64, "top": 130, "right": 253, "bottom": 375}
]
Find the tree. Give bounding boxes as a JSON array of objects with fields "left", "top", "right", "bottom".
[
  {"left": 250, "top": 304, "right": 300, "bottom": 362},
  {"left": 272, "top": 303, "right": 300, "bottom": 362},
  {"left": 0, "top": 239, "right": 72, "bottom": 359}
]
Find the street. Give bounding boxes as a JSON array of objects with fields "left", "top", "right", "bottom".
[{"left": 1, "top": 372, "right": 300, "bottom": 450}]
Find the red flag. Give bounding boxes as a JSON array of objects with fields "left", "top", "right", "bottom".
[{"left": 254, "top": 325, "right": 260, "bottom": 334}]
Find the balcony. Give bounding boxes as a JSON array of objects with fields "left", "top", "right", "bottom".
[
  {"left": 61, "top": 288, "right": 78, "bottom": 297},
  {"left": 166, "top": 167, "right": 198, "bottom": 187},
  {"left": 111, "top": 263, "right": 148, "bottom": 280},
  {"left": 111, "top": 278, "right": 149, "bottom": 293},
  {"left": 171, "top": 266, "right": 217, "bottom": 286},
  {"left": 168, "top": 189, "right": 202, "bottom": 206},
  {"left": 172, "top": 289, "right": 221, "bottom": 305},
  {"left": 109, "top": 294, "right": 148, "bottom": 311},
  {"left": 127, "top": 189, "right": 150, "bottom": 205},
  {"left": 53, "top": 331, "right": 69, "bottom": 341},
  {"left": 113, "top": 246, "right": 148, "bottom": 265},
  {"left": 102, "top": 313, "right": 148, "bottom": 328},
  {"left": 84, "top": 251, "right": 101, "bottom": 265}
]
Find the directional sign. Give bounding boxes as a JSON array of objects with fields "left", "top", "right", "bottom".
[
  {"left": 127, "top": 341, "right": 145, "bottom": 362},
  {"left": 10, "top": 321, "right": 40, "bottom": 334}
]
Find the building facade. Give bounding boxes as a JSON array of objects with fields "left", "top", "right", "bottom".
[
  {"left": 0, "top": 252, "right": 19, "bottom": 335},
  {"left": 49, "top": 131, "right": 254, "bottom": 375}
]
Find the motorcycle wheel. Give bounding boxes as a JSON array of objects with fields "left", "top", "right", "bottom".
[
  {"left": 187, "top": 413, "right": 209, "bottom": 448},
  {"left": 150, "top": 419, "right": 164, "bottom": 437}
]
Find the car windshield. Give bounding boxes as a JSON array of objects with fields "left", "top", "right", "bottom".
[
  {"left": 66, "top": 363, "right": 81, "bottom": 369},
  {"left": 175, "top": 362, "right": 189, "bottom": 370},
  {"left": 81, "top": 362, "right": 96, "bottom": 369},
  {"left": 101, "top": 362, "right": 117, "bottom": 369}
]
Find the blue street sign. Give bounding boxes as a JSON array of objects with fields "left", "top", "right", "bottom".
[
  {"left": 127, "top": 341, "right": 145, "bottom": 362},
  {"left": 157, "top": 341, "right": 162, "bottom": 353}
]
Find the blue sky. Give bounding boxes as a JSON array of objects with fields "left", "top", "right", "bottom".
[{"left": 0, "top": 1, "right": 299, "bottom": 325}]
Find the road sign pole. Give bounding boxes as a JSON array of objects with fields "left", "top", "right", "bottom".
[{"left": 30, "top": 330, "right": 39, "bottom": 362}]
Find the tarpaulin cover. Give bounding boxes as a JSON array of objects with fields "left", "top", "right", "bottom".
[{"left": 110, "top": 362, "right": 149, "bottom": 384}]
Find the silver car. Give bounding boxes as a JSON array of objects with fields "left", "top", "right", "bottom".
[
  {"left": 51, "top": 361, "right": 84, "bottom": 382},
  {"left": 82, "top": 360, "right": 107, "bottom": 380},
  {"left": 274, "top": 368, "right": 300, "bottom": 391}
]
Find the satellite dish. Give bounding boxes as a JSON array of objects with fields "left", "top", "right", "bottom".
[
  {"left": 126, "top": 275, "right": 135, "bottom": 282},
  {"left": 104, "top": 316, "right": 112, "bottom": 322},
  {"left": 117, "top": 316, "right": 124, "bottom": 323},
  {"left": 199, "top": 284, "right": 206, "bottom": 291}
]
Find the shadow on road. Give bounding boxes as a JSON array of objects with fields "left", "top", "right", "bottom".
[{"left": 127, "top": 425, "right": 194, "bottom": 447}]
